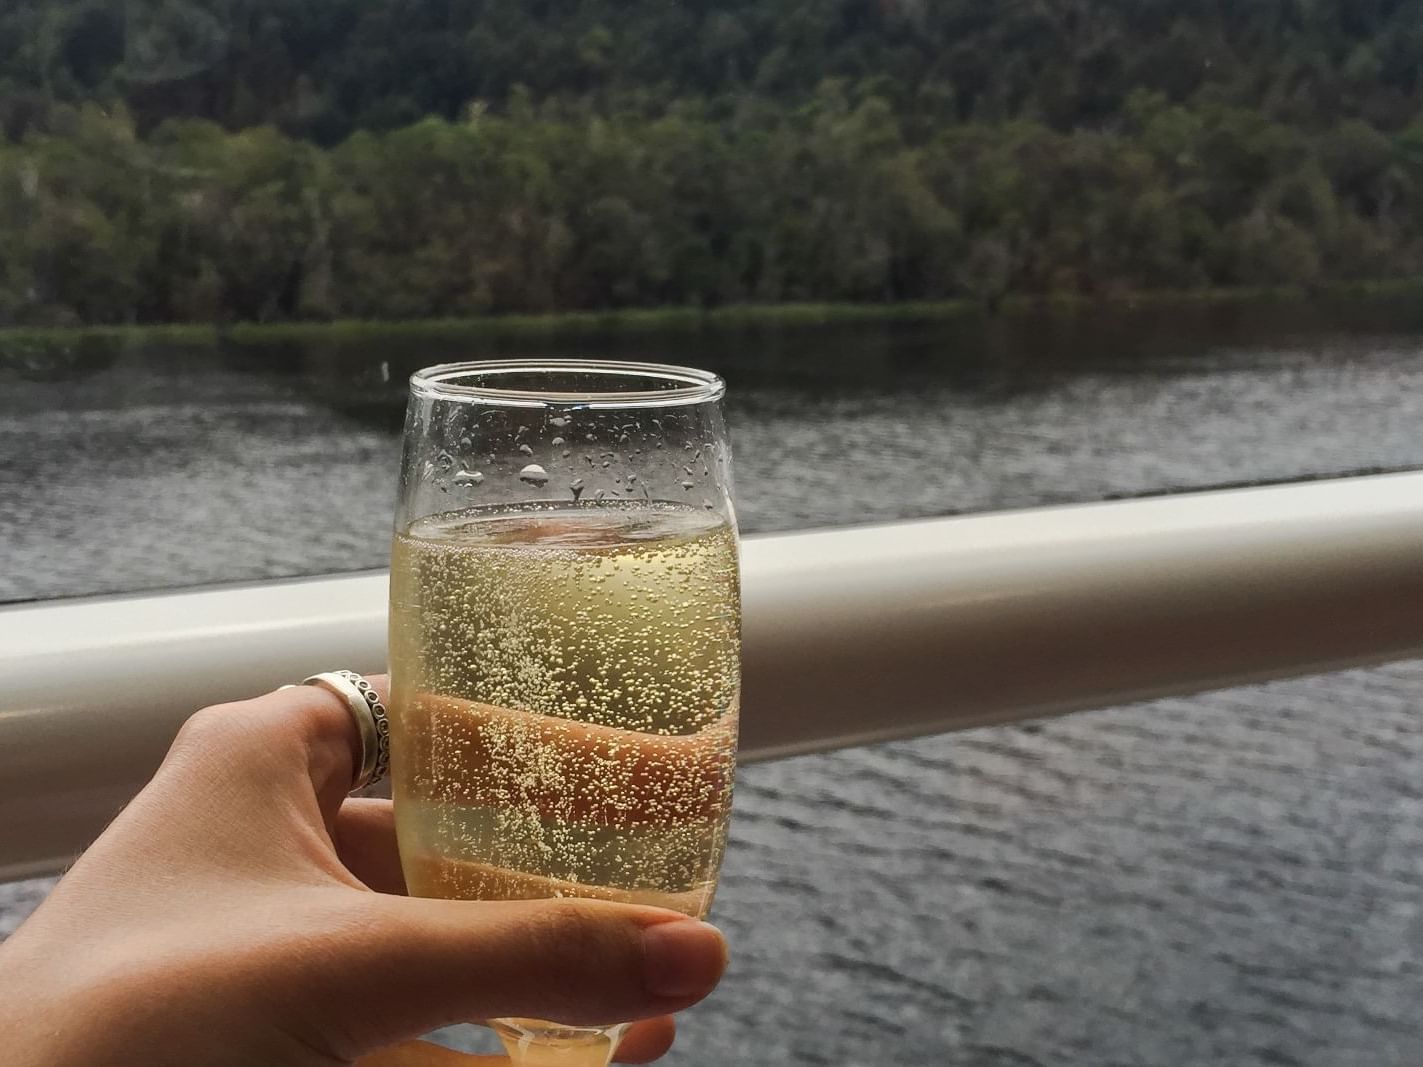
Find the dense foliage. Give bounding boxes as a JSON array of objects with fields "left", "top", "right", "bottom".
[{"left": 2, "top": 1, "right": 1422, "bottom": 324}]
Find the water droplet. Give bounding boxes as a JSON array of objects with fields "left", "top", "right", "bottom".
[
  {"left": 569, "top": 477, "right": 585, "bottom": 502},
  {"left": 585, "top": 433, "right": 596, "bottom": 442},
  {"left": 454, "top": 469, "right": 484, "bottom": 487},
  {"left": 602, "top": 460, "right": 611, "bottom": 468},
  {"left": 594, "top": 489, "right": 608, "bottom": 501},
  {"left": 561, "top": 449, "right": 572, "bottom": 458},
  {"left": 518, "top": 463, "right": 549, "bottom": 486},
  {"left": 550, "top": 416, "right": 570, "bottom": 428},
  {"left": 703, "top": 499, "right": 715, "bottom": 510},
  {"left": 551, "top": 437, "right": 565, "bottom": 446},
  {"left": 435, "top": 451, "right": 454, "bottom": 474},
  {"left": 681, "top": 479, "right": 695, "bottom": 490},
  {"left": 684, "top": 465, "right": 695, "bottom": 476},
  {"left": 518, "top": 443, "right": 534, "bottom": 455},
  {"left": 626, "top": 473, "right": 638, "bottom": 484}
]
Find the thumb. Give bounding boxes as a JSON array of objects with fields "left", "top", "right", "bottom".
[{"left": 296, "top": 894, "right": 727, "bottom": 1059}]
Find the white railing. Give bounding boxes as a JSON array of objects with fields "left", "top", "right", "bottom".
[{"left": 4, "top": 471, "right": 1423, "bottom": 883}]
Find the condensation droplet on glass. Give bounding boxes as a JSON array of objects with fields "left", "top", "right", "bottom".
[
  {"left": 551, "top": 437, "right": 565, "bottom": 446},
  {"left": 585, "top": 433, "right": 596, "bottom": 442},
  {"left": 518, "top": 443, "right": 534, "bottom": 455},
  {"left": 684, "top": 465, "right": 695, "bottom": 476},
  {"left": 594, "top": 489, "right": 608, "bottom": 501},
  {"left": 561, "top": 449, "right": 572, "bottom": 458},
  {"left": 626, "top": 473, "right": 638, "bottom": 484},
  {"left": 549, "top": 416, "right": 569, "bottom": 428},
  {"left": 602, "top": 460, "right": 611, "bottom": 468},
  {"left": 619, "top": 433, "right": 630, "bottom": 444},
  {"left": 681, "top": 479, "right": 695, "bottom": 490},
  {"left": 518, "top": 463, "right": 549, "bottom": 486},
  {"left": 454, "top": 469, "right": 484, "bottom": 487},
  {"left": 569, "top": 478, "right": 585, "bottom": 502},
  {"left": 703, "top": 499, "right": 715, "bottom": 510},
  {"left": 435, "top": 451, "right": 454, "bottom": 474}
]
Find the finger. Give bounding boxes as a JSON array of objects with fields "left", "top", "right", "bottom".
[
  {"left": 241, "top": 673, "right": 393, "bottom": 826},
  {"left": 303, "top": 897, "right": 726, "bottom": 1058},
  {"left": 400, "top": 691, "right": 736, "bottom": 827},
  {"left": 615, "top": 1016, "right": 677, "bottom": 1064},
  {"left": 401, "top": 851, "right": 712, "bottom": 915},
  {"left": 149, "top": 674, "right": 394, "bottom": 887},
  {"left": 336, "top": 797, "right": 407, "bottom": 895}
]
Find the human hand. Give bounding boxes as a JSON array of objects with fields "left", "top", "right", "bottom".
[{"left": 0, "top": 678, "right": 727, "bottom": 1065}]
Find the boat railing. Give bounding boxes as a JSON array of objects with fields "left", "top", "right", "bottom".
[{"left": 4, "top": 470, "right": 1423, "bottom": 883}]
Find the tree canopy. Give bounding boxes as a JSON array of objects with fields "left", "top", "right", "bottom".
[{"left": 2, "top": 1, "right": 1422, "bottom": 325}]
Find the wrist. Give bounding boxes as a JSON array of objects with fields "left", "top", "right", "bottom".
[{"left": 0, "top": 935, "right": 138, "bottom": 1067}]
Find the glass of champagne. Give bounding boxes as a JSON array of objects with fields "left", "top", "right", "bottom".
[{"left": 388, "top": 360, "right": 740, "bottom": 1066}]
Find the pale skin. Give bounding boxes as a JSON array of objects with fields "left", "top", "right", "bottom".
[{"left": 0, "top": 678, "right": 728, "bottom": 1065}]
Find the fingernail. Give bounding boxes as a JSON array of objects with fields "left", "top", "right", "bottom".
[{"left": 641, "top": 919, "right": 727, "bottom": 999}]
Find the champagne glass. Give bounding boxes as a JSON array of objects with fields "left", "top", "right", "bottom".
[{"left": 388, "top": 360, "right": 740, "bottom": 1066}]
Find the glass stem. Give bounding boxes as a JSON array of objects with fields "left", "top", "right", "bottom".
[{"left": 492, "top": 1020, "right": 628, "bottom": 1067}]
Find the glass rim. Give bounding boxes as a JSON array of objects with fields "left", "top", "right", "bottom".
[{"left": 409, "top": 359, "right": 726, "bottom": 408}]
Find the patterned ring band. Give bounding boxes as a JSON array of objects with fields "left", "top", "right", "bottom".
[{"left": 299, "top": 670, "right": 391, "bottom": 792}]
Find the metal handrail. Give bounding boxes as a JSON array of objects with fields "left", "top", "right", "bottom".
[{"left": 5, "top": 471, "right": 1423, "bottom": 883}]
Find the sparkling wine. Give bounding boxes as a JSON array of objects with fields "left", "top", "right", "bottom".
[{"left": 389, "top": 501, "right": 740, "bottom": 918}]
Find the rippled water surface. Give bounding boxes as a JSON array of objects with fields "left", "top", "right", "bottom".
[{"left": 5, "top": 298, "right": 1423, "bottom": 1065}]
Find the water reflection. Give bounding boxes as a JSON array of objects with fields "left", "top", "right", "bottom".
[{"left": 3, "top": 295, "right": 1423, "bottom": 604}]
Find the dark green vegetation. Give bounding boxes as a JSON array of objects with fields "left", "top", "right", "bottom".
[{"left": 3, "top": 1, "right": 1423, "bottom": 326}]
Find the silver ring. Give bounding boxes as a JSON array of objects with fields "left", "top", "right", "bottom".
[{"left": 299, "top": 671, "right": 390, "bottom": 791}]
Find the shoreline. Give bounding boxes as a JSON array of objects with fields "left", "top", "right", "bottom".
[{"left": 3, "top": 278, "right": 1422, "bottom": 350}]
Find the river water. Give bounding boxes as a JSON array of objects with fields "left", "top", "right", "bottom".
[{"left": 5, "top": 297, "right": 1423, "bottom": 1065}]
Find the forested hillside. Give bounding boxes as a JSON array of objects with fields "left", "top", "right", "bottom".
[{"left": 2, "top": 0, "right": 1422, "bottom": 325}]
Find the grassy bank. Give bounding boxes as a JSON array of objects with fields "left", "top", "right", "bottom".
[{"left": 4, "top": 279, "right": 1423, "bottom": 350}]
